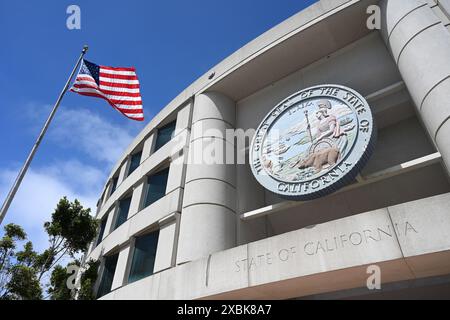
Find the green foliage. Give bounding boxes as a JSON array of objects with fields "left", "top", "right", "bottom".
[
  {"left": 47, "top": 259, "right": 99, "bottom": 300},
  {"left": 16, "top": 241, "right": 37, "bottom": 267},
  {"left": 0, "top": 223, "right": 26, "bottom": 264},
  {"left": 0, "top": 224, "right": 28, "bottom": 299},
  {"left": 47, "top": 264, "right": 73, "bottom": 300},
  {"left": 5, "top": 265, "right": 42, "bottom": 300},
  {"left": 77, "top": 259, "right": 99, "bottom": 300},
  {"left": 3, "top": 224, "right": 27, "bottom": 242},
  {"left": 44, "top": 197, "right": 98, "bottom": 254}
]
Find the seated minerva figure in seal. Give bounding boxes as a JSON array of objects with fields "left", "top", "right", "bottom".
[{"left": 292, "top": 99, "right": 348, "bottom": 173}]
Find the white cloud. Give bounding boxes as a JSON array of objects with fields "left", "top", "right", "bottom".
[
  {"left": 0, "top": 163, "right": 100, "bottom": 252},
  {"left": 25, "top": 103, "right": 143, "bottom": 166},
  {"left": 49, "top": 107, "right": 141, "bottom": 165},
  {"left": 41, "top": 159, "right": 106, "bottom": 194}
]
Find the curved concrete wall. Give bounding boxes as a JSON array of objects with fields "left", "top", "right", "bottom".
[{"left": 381, "top": 0, "right": 450, "bottom": 172}]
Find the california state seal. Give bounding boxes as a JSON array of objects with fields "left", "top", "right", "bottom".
[{"left": 250, "top": 84, "right": 376, "bottom": 200}]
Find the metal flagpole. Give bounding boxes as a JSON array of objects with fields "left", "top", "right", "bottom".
[{"left": 0, "top": 45, "right": 89, "bottom": 226}]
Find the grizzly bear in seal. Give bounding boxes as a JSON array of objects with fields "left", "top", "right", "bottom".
[{"left": 296, "top": 147, "right": 340, "bottom": 172}]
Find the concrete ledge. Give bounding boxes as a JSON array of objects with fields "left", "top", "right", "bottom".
[{"left": 100, "top": 192, "right": 450, "bottom": 299}]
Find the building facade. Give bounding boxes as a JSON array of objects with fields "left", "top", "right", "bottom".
[{"left": 83, "top": 0, "right": 450, "bottom": 299}]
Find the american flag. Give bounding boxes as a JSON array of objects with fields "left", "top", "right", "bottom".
[{"left": 70, "top": 59, "right": 144, "bottom": 121}]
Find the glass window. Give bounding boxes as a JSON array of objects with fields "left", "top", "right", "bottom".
[
  {"left": 110, "top": 176, "right": 118, "bottom": 196},
  {"left": 143, "top": 168, "right": 169, "bottom": 209},
  {"left": 96, "top": 216, "right": 108, "bottom": 247},
  {"left": 96, "top": 253, "right": 119, "bottom": 298},
  {"left": 128, "top": 231, "right": 159, "bottom": 284},
  {"left": 113, "top": 196, "right": 131, "bottom": 230},
  {"left": 128, "top": 151, "right": 142, "bottom": 177},
  {"left": 154, "top": 121, "right": 176, "bottom": 152}
]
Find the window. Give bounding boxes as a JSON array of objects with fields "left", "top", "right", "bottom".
[
  {"left": 97, "top": 253, "right": 119, "bottom": 298},
  {"left": 110, "top": 176, "right": 118, "bottom": 196},
  {"left": 127, "top": 151, "right": 142, "bottom": 177},
  {"left": 128, "top": 231, "right": 159, "bottom": 284},
  {"left": 96, "top": 216, "right": 108, "bottom": 247},
  {"left": 143, "top": 168, "right": 169, "bottom": 209},
  {"left": 113, "top": 196, "right": 131, "bottom": 230},
  {"left": 154, "top": 121, "right": 176, "bottom": 152}
]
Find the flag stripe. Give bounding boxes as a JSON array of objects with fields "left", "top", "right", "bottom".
[
  {"left": 101, "top": 66, "right": 136, "bottom": 72},
  {"left": 70, "top": 90, "right": 144, "bottom": 120},
  {"left": 99, "top": 85, "right": 140, "bottom": 93},
  {"left": 74, "top": 85, "right": 141, "bottom": 97},
  {"left": 99, "top": 72, "right": 138, "bottom": 80},
  {"left": 76, "top": 76, "right": 97, "bottom": 83},
  {"left": 100, "top": 69, "right": 137, "bottom": 76},
  {"left": 109, "top": 99, "right": 142, "bottom": 105},
  {"left": 99, "top": 80, "right": 140, "bottom": 89},
  {"left": 115, "top": 105, "right": 143, "bottom": 110},
  {"left": 99, "top": 77, "right": 139, "bottom": 84},
  {"left": 72, "top": 86, "right": 142, "bottom": 102},
  {"left": 116, "top": 108, "right": 144, "bottom": 114}
]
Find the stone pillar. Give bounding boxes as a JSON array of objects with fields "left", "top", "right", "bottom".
[
  {"left": 176, "top": 92, "right": 237, "bottom": 264},
  {"left": 438, "top": 0, "right": 450, "bottom": 19},
  {"left": 380, "top": 0, "right": 450, "bottom": 174}
]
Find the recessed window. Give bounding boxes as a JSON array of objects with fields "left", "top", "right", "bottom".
[
  {"left": 143, "top": 168, "right": 169, "bottom": 209},
  {"left": 96, "top": 216, "right": 108, "bottom": 247},
  {"left": 154, "top": 121, "right": 176, "bottom": 152},
  {"left": 110, "top": 176, "right": 119, "bottom": 196},
  {"left": 127, "top": 151, "right": 142, "bottom": 177},
  {"left": 97, "top": 253, "right": 119, "bottom": 299},
  {"left": 128, "top": 230, "right": 159, "bottom": 284},
  {"left": 113, "top": 196, "right": 132, "bottom": 230}
]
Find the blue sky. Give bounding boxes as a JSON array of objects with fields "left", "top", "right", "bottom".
[{"left": 0, "top": 0, "right": 317, "bottom": 251}]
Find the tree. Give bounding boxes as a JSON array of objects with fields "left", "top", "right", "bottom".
[
  {"left": 36, "top": 197, "right": 98, "bottom": 281},
  {"left": 0, "top": 197, "right": 99, "bottom": 300},
  {"left": 0, "top": 224, "right": 27, "bottom": 299}
]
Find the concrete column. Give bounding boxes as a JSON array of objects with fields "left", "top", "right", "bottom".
[
  {"left": 154, "top": 214, "right": 180, "bottom": 272},
  {"left": 380, "top": 0, "right": 450, "bottom": 174},
  {"left": 166, "top": 152, "right": 187, "bottom": 194},
  {"left": 141, "top": 133, "right": 155, "bottom": 164},
  {"left": 128, "top": 181, "right": 145, "bottom": 218},
  {"left": 111, "top": 245, "right": 131, "bottom": 290},
  {"left": 117, "top": 159, "right": 130, "bottom": 185},
  {"left": 176, "top": 92, "right": 237, "bottom": 264},
  {"left": 102, "top": 182, "right": 112, "bottom": 207},
  {"left": 104, "top": 203, "right": 118, "bottom": 236},
  {"left": 438, "top": 0, "right": 450, "bottom": 19},
  {"left": 175, "top": 100, "right": 193, "bottom": 133}
]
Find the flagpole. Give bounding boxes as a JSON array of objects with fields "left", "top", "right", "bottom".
[{"left": 0, "top": 45, "right": 89, "bottom": 226}]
